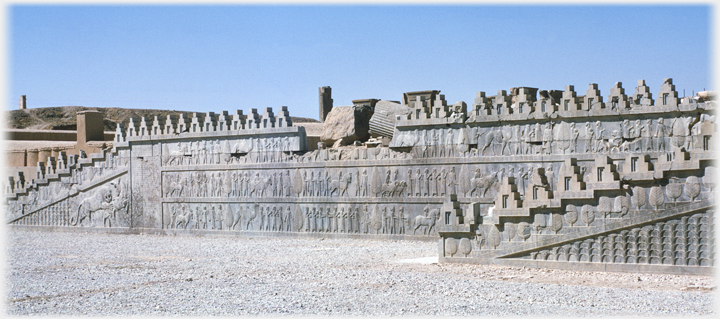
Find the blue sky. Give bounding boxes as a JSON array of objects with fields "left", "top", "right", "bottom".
[{"left": 7, "top": 5, "right": 712, "bottom": 120}]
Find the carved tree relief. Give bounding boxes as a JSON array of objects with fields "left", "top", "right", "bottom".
[
  {"left": 565, "top": 204, "right": 578, "bottom": 226},
  {"left": 445, "top": 238, "right": 458, "bottom": 257},
  {"left": 580, "top": 204, "right": 595, "bottom": 226},
  {"left": 504, "top": 222, "right": 516, "bottom": 242},
  {"left": 685, "top": 176, "right": 701, "bottom": 201},
  {"left": 631, "top": 186, "right": 647, "bottom": 209},
  {"left": 458, "top": 238, "right": 472, "bottom": 257},
  {"left": 487, "top": 226, "right": 501, "bottom": 249},
  {"left": 649, "top": 186, "right": 665, "bottom": 210}
]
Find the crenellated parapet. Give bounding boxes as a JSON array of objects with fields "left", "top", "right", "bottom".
[{"left": 113, "top": 107, "right": 307, "bottom": 153}]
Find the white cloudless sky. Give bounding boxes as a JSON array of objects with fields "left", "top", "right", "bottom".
[{"left": 7, "top": 4, "right": 712, "bottom": 120}]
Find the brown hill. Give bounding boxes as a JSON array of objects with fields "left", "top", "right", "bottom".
[{"left": 7, "top": 106, "right": 320, "bottom": 131}]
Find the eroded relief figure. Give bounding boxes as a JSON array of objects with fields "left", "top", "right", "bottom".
[{"left": 656, "top": 117, "right": 667, "bottom": 151}]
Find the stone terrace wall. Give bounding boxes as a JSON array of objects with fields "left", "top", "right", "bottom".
[{"left": 4, "top": 79, "right": 717, "bottom": 275}]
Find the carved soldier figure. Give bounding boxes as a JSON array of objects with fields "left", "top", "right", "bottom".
[
  {"left": 632, "top": 120, "right": 642, "bottom": 152},
  {"left": 202, "top": 140, "right": 209, "bottom": 165},
  {"left": 595, "top": 121, "right": 606, "bottom": 152},
  {"left": 422, "top": 130, "right": 430, "bottom": 158},
  {"left": 381, "top": 206, "right": 390, "bottom": 234},
  {"left": 215, "top": 205, "right": 224, "bottom": 230},
  {"left": 519, "top": 167, "right": 529, "bottom": 198},
  {"left": 407, "top": 169, "right": 414, "bottom": 197},
  {"left": 584, "top": 122, "right": 595, "bottom": 153},
  {"left": 389, "top": 206, "right": 397, "bottom": 234},
  {"left": 271, "top": 172, "right": 277, "bottom": 197},
  {"left": 284, "top": 170, "right": 292, "bottom": 197},
  {"left": 341, "top": 206, "right": 349, "bottom": 232},
  {"left": 329, "top": 207, "right": 336, "bottom": 232},
  {"left": 500, "top": 127, "right": 510, "bottom": 155},
  {"left": 194, "top": 206, "right": 201, "bottom": 229},
  {"left": 398, "top": 206, "right": 407, "bottom": 234},
  {"left": 656, "top": 117, "right": 668, "bottom": 151},
  {"left": 415, "top": 168, "right": 422, "bottom": 197},
  {"left": 309, "top": 171, "right": 316, "bottom": 197},
  {"left": 360, "top": 169, "right": 368, "bottom": 197},
  {"left": 325, "top": 170, "right": 331, "bottom": 196},
  {"left": 315, "top": 171, "right": 322, "bottom": 197},
  {"left": 522, "top": 124, "right": 532, "bottom": 154},
  {"left": 570, "top": 123, "right": 579, "bottom": 153},
  {"left": 445, "top": 128, "right": 455, "bottom": 157},
  {"left": 304, "top": 207, "right": 311, "bottom": 232},
  {"left": 190, "top": 141, "right": 197, "bottom": 164},
  {"left": 273, "top": 206, "right": 281, "bottom": 231},
  {"left": 439, "top": 168, "right": 446, "bottom": 196},
  {"left": 362, "top": 206, "right": 370, "bottom": 233},
  {"left": 325, "top": 206, "right": 332, "bottom": 233},
  {"left": 302, "top": 171, "right": 310, "bottom": 197},
  {"left": 258, "top": 206, "right": 266, "bottom": 231},
  {"left": 542, "top": 122, "right": 554, "bottom": 154},
  {"left": 207, "top": 140, "right": 215, "bottom": 165},
  {"left": 447, "top": 167, "right": 458, "bottom": 195},
  {"left": 256, "top": 138, "right": 264, "bottom": 163},
  {"left": 355, "top": 170, "right": 361, "bottom": 196},
  {"left": 316, "top": 205, "right": 325, "bottom": 232},
  {"left": 353, "top": 206, "right": 360, "bottom": 233},
  {"left": 545, "top": 166, "right": 555, "bottom": 193},
  {"left": 216, "top": 140, "right": 222, "bottom": 164},
  {"left": 268, "top": 206, "right": 274, "bottom": 231},
  {"left": 642, "top": 119, "right": 653, "bottom": 151},
  {"left": 241, "top": 172, "right": 248, "bottom": 197},
  {"left": 285, "top": 206, "right": 292, "bottom": 231},
  {"left": 202, "top": 205, "right": 210, "bottom": 230},
  {"left": 428, "top": 169, "right": 436, "bottom": 196},
  {"left": 231, "top": 172, "right": 238, "bottom": 197},
  {"left": 312, "top": 207, "right": 319, "bottom": 232}
]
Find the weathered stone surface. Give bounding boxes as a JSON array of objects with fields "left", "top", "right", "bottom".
[
  {"left": 320, "top": 105, "right": 373, "bottom": 146},
  {"left": 368, "top": 100, "right": 411, "bottom": 138},
  {"left": 3, "top": 79, "right": 716, "bottom": 276}
]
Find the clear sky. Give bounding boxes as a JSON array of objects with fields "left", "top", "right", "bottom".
[{"left": 7, "top": 4, "right": 712, "bottom": 121}]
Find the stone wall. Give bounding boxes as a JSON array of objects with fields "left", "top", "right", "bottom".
[{"left": 3, "top": 79, "right": 716, "bottom": 275}]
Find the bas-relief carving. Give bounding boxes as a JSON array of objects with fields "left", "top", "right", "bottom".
[
  {"left": 5, "top": 81, "right": 716, "bottom": 274},
  {"left": 163, "top": 203, "right": 293, "bottom": 232},
  {"left": 391, "top": 115, "right": 713, "bottom": 158}
]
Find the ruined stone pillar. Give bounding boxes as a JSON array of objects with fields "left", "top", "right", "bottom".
[
  {"left": 19, "top": 95, "right": 26, "bottom": 110},
  {"left": 319, "top": 86, "right": 333, "bottom": 122}
]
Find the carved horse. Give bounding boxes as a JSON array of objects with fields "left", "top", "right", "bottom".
[
  {"left": 164, "top": 177, "right": 184, "bottom": 197},
  {"left": 412, "top": 208, "right": 440, "bottom": 235},
  {"left": 469, "top": 170, "right": 499, "bottom": 198},
  {"left": 329, "top": 174, "right": 352, "bottom": 197}
]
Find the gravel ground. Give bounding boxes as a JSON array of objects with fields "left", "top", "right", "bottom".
[{"left": 4, "top": 228, "right": 717, "bottom": 316}]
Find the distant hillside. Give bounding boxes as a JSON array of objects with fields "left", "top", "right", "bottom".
[{"left": 6, "top": 106, "right": 320, "bottom": 131}]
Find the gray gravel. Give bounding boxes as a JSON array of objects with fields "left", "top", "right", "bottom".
[{"left": 4, "top": 228, "right": 716, "bottom": 316}]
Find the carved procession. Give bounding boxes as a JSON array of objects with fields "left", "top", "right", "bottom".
[{"left": 4, "top": 78, "right": 716, "bottom": 275}]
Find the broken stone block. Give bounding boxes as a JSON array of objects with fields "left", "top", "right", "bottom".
[
  {"left": 368, "top": 100, "right": 411, "bottom": 139},
  {"left": 320, "top": 104, "right": 374, "bottom": 146}
]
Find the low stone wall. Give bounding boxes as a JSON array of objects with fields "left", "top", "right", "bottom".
[{"left": 4, "top": 129, "right": 114, "bottom": 142}]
